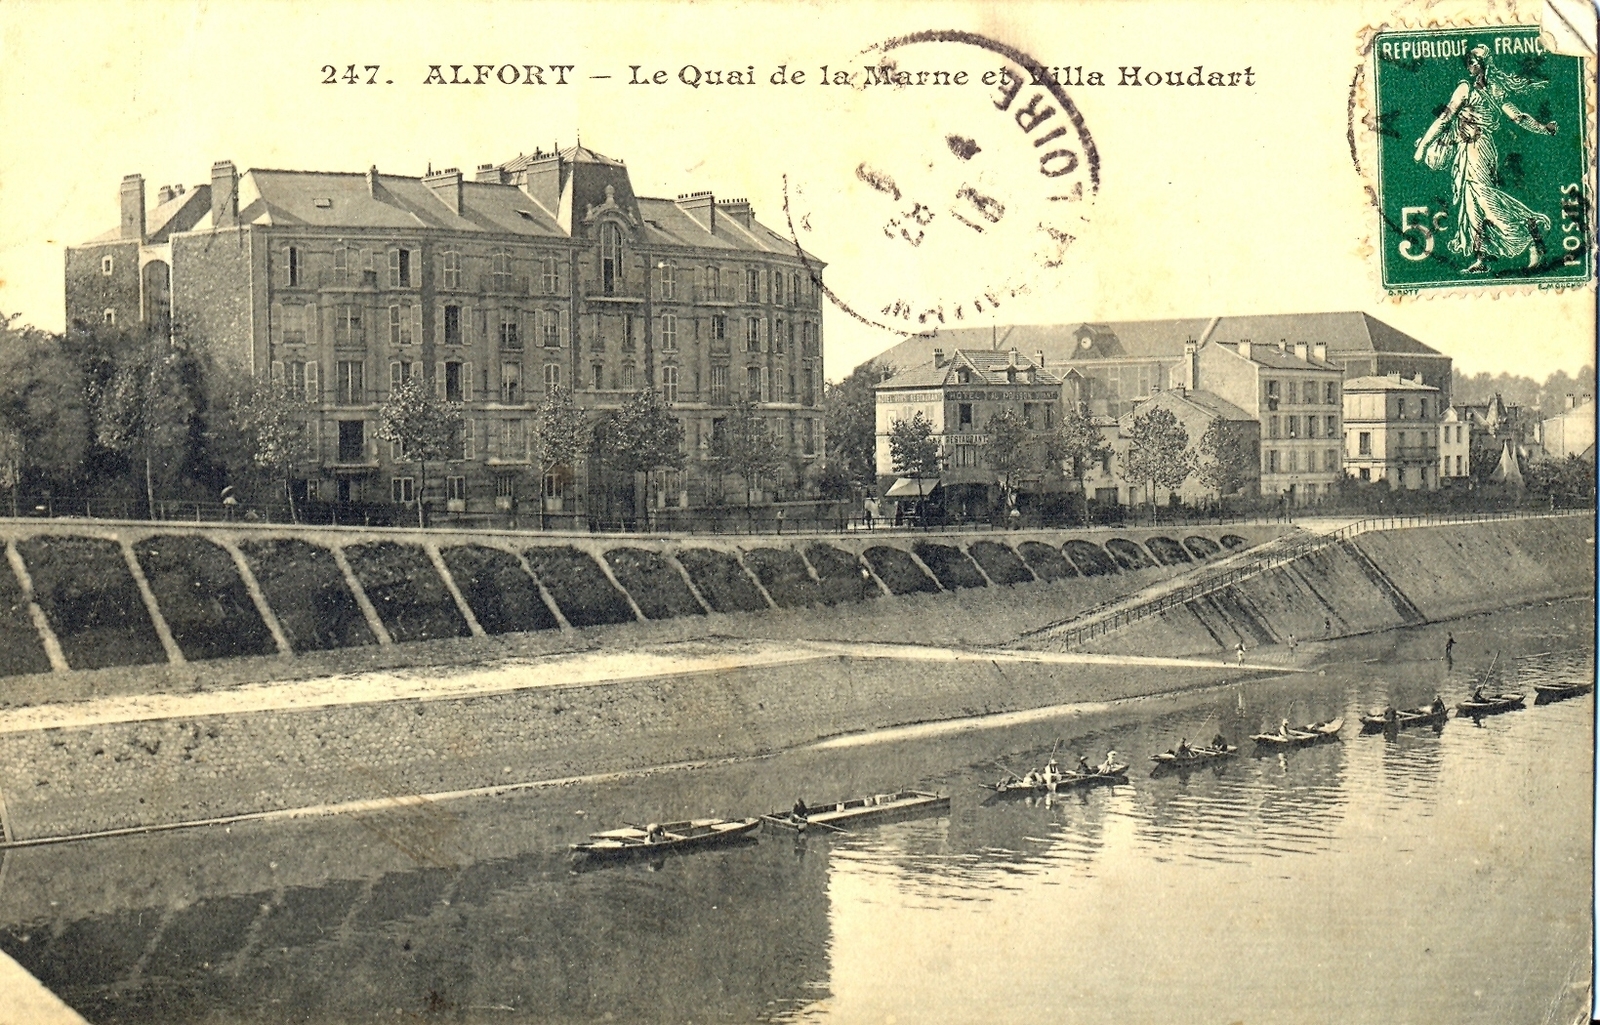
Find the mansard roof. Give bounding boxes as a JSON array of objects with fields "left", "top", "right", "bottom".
[{"left": 875, "top": 348, "right": 1062, "bottom": 391}]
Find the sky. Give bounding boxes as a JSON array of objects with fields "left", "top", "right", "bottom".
[{"left": 0, "top": 0, "right": 1593, "bottom": 382}]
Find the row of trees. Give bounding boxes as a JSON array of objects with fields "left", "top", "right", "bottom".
[{"left": 1452, "top": 364, "right": 1595, "bottom": 411}]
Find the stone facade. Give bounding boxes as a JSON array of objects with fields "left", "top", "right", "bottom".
[{"left": 1342, "top": 374, "right": 1442, "bottom": 490}]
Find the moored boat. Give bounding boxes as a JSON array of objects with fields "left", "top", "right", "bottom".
[
  {"left": 1455, "top": 692, "right": 1525, "bottom": 716},
  {"left": 1250, "top": 717, "right": 1343, "bottom": 747},
  {"left": 1149, "top": 744, "right": 1236, "bottom": 771},
  {"left": 981, "top": 765, "right": 1130, "bottom": 795},
  {"left": 1534, "top": 681, "right": 1593, "bottom": 703},
  {"left": 570, "top": 818, "right": 760, "bottom": 860},
  {"left": 1359, "top": 704, "right": 1449, "bottom": 731},
  {"left": 761, "top": 790, "right": 949, "bottom": 833}
]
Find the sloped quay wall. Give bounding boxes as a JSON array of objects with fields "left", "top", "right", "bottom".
[
  {"left": 1071, "top": 515, "right": 1596, "bottom": 658},
  {"left": 0, "top": 520, "right": 1286, "bottom": 682}
]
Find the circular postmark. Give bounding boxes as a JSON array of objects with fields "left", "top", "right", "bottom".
[{"left": 781, "top": 29, "right": 1100, "bottom": 335}]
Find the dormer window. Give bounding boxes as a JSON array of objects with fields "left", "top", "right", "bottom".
[
  {"left": 600, "top": 223, "right": 622, "bottom": 296},
  {"left": 101, "top": 255, "right": 114, "bottom": 276}
]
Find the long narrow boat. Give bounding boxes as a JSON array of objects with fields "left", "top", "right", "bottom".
[
  {"left": 761, "top": 790, "right": 949, "bottom": 833},
  {"left": 980, "top": 765, "right": 1130, "bottom": 795},
  {"left": 1250, "top": 718, "right": 1343, "bottom": 748},
  {"left": 1149, "top": 745, "right": 1236, "bottom": 772},
  {"left": 1455, "top": 692, "right": 1525, "bottom": 716},
  {"left": 1534, "top": 681, "right": 1593, "bottom": 703},
  {"left": 570, "top": 818, "right": 760, "bottom": 861},
  {"left": 1359, "top": 705, "right": 1448, "bottom": 731}
]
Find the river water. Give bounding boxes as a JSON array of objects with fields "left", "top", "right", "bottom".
[{"left": 0, "top": 600, "right": 1592, "bottom": 1025}]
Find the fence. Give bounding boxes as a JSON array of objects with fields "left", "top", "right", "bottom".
[{"left": 1018, "top": 508, "right": 1595, "bottom": 650}]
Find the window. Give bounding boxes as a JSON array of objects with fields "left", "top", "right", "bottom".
[
  {"left": 499, "top": 309, "right": 520, "bottom": 349},
  {"left": 661, "top": 314, "right": 678, "bottom": 351},
  {"left": 1358, "top": 431, "right": 1372, "bottom": 455},
  {"left": 1326, "top": 415, "right": 1337, "bottom": 437},
  {"left": 491, "top": 251, "right": 512, "bottom": 291},
  {"left": 389, "top": 248, "right": 412, "bottom": 287},
  {"left": 1327, "top": 449, "right": 1339, "bottom": 472},
  {"left": 282, "top": 360, "right": 310, "bottom": 399},
  {"left": 1268, "top": 449, "right": 1280, "bottom": 473},
  {"left": 661, "top": 365, "right": 679, "bottom": 403},
  {"left": 1308, "top": 415, "right": 1319, "bottom": 439},
  {"left": 746, "top": 267, "right": 760, "bottom": 302},
  {"left": 773, "top": 272, "right": 785, "bottom": 306},
  {"left": 335, "top": 305, "right": 363, "bottom": 346},
  {"left": 591, "top": 363, "right": 604, "bottom": 391},
  {"left": 803, "top": 419, "right": 817, "bottom": 456},
  {"left": 337, "top": 361, "right": 365, "bottom": 404},
  {"left": 804, "top": 370, "right": 816, "bottom": 407},
  {"left": 389, "top": 304, "right": 414, "bottom": 346},
  {"left": 711, "top": 315, "right": 728, "bottom": 349},
  {"left": 773, "top": 319, "right": 785, "bottom": 354},
  {"left": 496, "top": 475, "right": 517, "bottom": 499},
  {"left": 792, "top": 272, "right": 802, "bottom": 305},
  {"left": 622, "top": 364, "right": 636, "bottom": 390},
  {"left": 444, "top": 305, "right": 462, "bottom": 347},
  {"left": 705, "top": 265, "right": 720, "bottom": 300},
  {"left": 542, "top": 256, "right": 560, "bottom": 294},
  {"left": 500, "top": 362, "right": 521, "bottom": 404},
  {"left": 1359, "top": 467, "right": 1371, "bottom": 481},
  {"left": 746, "top": 318, "right": 760, "bottom": 353},
  {"left": 1456, "top": 454, "right": 1463, "bottom": 475},
  {"left": 337, "top": 420, "right": 365, "bottom": 461},
  {"left": 103, "top": 308, "right": 116, "bottom": 325},
  {"left": 101, "top": 255, "right": 114, "bottom": 276},
  {"left": 543, "top": 311, "right": 561, "bottom": 348},
  {"left": 447, "top": 476, "right": 466, "bottom": 501},
  {"left": 802, "top": 322, "right": 818, "bottom": 357},
  {"left": 500, "top": 419, "right": 526, "bottom": 460},
  {"left": 333, "top": 245, "right": 349, "bottom": 283},
  {"left": 1268, "top": 415, "right": 1280, "bottom": 440},
  {"left": 1325, "top": 381, "right": 1337, "bottom": 404},
  {"left": 1287, "top": 415, "right": 1299, "bottom": 438},
  {"left": 442, "top": 250, "right": 460, "bottom": 289},
  {"left": 544, "top": 363, "right": 560, "bottom": 392},
  {"left": 660, "top": 262, "right": 676, "bottom": 300},
  {"left": 711, "top": 366, "right": 730, "bottom": 405},
  {"left": 787, "top": 373, "right": 796, "bottom": 404},
  {"left": 391, "top": 477, "right": 415, "bottom": 504},
  {"left": 1289, "top": 450, "right": 1300, "bottom": 472},
  {"left": 286, "top": 246, "right": 301, "bottom": 287},
  {"left": 390, "top": 360, "right": 415, "bottom": 391},
  {"left": 747, "top": 366, "right": 762, "bottom": 400},
  {"left": 601, "top": 223, "right": 622, "bottom": 295}
]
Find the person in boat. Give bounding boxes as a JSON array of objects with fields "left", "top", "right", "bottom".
[
  {"left": 645, "top": 823, "right": 667, "bottom": 844},
  {"left": 1175, "top": 738, "right": 1193, "bottom": 759},
  {"left": 1431, "top": 694, "right": 1446, "bottom": 714},
  {"left": 1211, "top": 732, "right": 1228, "bottom": 751},
  {"left": 1044, "top": 758, "right": 1061, "bottom": 784},
  {"left": 1279, "top": 718, "right": 1292, "bottom": 738},
  {"left": 1471, "top": 685, "right": 1487, "bottom": 702},
  {"left": 1096, "top": 750, "right": 1120, "bottom": 774},
  {"left": 792, "top": 799, "right": 809, "bottom": 822},
  {"left": 1075, "top": 755, "right": 1092, "bottom": 774}
]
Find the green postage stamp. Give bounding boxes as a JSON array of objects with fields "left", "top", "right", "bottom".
[{"left": 1372, "top": 25, "right": 1590, "bottom": 292}]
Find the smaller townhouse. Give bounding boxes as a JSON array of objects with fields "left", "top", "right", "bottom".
[
  {"left": 1121, "top": 387, "right": 1260, "bottom": 506},
  {"left": 1342, "top": 374, "right": 1442, "bottom": 490},
  {"left": 1539, "top": 394, "right": 1596, "bottom": 460},
  {"left": 1439, "top": 406, "right": 1471, "bottom": 484}
]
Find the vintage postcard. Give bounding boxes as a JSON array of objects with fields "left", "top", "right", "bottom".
[{"left": 0, "top": 1, "right": 1593, "bottom": 1023}]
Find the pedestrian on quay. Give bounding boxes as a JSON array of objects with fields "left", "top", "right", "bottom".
[
  {"left": 1444, "top": 632, "right": 1455, "bottom": 661},
  {"left": 1236, "top": 641, "right": 1247, "bottom": 666},
  {"left": 776, "top": 507, "right": 785, "bottom": 535}
]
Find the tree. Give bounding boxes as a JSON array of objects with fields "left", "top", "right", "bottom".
[
  {"left": 0, "top": 314, "right": 89, "bottom": 512},
  {"left": 1120, "top": 406, "right": 1192, "bottom": 518},
  {"left": 1047, "top": 403, "right": 1110, "bottom": 525},
  {"left": 824, "top": 359, "right": 892, "bottom": 488},
  {"left": 1194, "top": 417, "right": 1256, "bottom": 507},
  {"left": 599, "top": 388, "right": 684, "bottom": 519},
  {"left": 225, "top": 374, "right": 317, "bottom": 521},
  {"left": 711, "top": 399, "right": 783, "bottom": 505},
  {"left": 375, "top": 377, "right": 463, "bottom": 527},
  {"left": 534, "top": 385, "right": 591, "bottom": 525},
  {"left": 94, "top": 335, "right": 198, "bottom": 517},
  {"left": 888, "top": 410, "right": 941, "bottom": 525},
  {"left": 983, "top": 407, "right": 1033, "bottom": 512}
]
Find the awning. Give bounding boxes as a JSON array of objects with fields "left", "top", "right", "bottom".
[{"left": 884, "top": 477, "right": 941, "bottom": 498}]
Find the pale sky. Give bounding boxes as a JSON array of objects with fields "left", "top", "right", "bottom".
[{"left": 0, "top": 0, "right": 1593, "bottom": 381}]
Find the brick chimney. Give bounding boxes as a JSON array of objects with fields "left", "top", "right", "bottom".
[
  {"left": 424, "top": 167, "right": 465, "bottom": 214},
  {"left": 210, "top": 161, "right": 238, "bottom": 228},
  {"left": 366, "top": 165, "right": 380, "bottom": 198},
  {"left": 1183, "top": 341, "right": 1198, "bottom": 390},
  {"left": 1294, "top": 342, "right": 1309, "bottom": 362},
  {"left": 1313, "top": 342, "right": 1328, "bottom": 363},
  {"left": 933, "top": 348, "right": 946, "bottom": 368},
  {"left": 1008, "top": 347, "right": 1019, "bottom": 368},
  {"left": 1237, "top": 340, "right": 1253, "bottom": 360},
  {"left": 475, "top": 162, "right": 505, "bottom": 183},
  {"left": 1034, "top": 350, "right": 1045, "bottom": 369},
  {"left": 675, "top": 191, "right": 716, "bottom": 233},
  {"left": 156, "top": 184, "right": 175, "bottom": 205},
  {"left": 715, "top": 197, "right": 753, "bottom": 228},
  {"left": 120, "top": 174, "right": 145, "bottom": 241}
]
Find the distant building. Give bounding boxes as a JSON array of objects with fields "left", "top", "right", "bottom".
[
  {"left": 1342, "top": 374, "right": 1442, "bottom": 490},
  {"left": 65, "top": 147, "right": 826, "bottom": 517},
  {"left": 1121, "top": 386, "right": 1260, "bottom": 506},
  {"left": 873, "top": 348, "right": 1062, "bottom": 515},
  {"left": 1539, "top": 393, "right": 1596, "bottom": 460},
  {"left": 1438, "top": 405, "right": 1471, "bottom": 484}
]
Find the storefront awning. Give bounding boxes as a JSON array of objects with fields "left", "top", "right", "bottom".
[{"left": 884, "top": 477, "right": 941, "bottom": 498}]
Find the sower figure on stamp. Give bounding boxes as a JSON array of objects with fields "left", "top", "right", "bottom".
[{"left": 1413, "top": 44, "right": 1558, "bottom": 273}]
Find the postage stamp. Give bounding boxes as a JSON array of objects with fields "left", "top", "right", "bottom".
[{"left": 1371, "top": 25, "right": 1591, "bottom": 292}]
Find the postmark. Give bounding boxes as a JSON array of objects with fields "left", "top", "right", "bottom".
[
  {"left": 1370, "top": 25, "right": 1591, "bottom": 293},
  {"left": 781, "top": 29, "right": 1099, "bottom": 335}
]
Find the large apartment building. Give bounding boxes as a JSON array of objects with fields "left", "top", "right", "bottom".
[{"left": 65, "top": 146, "right": 826, "bottom": 515}]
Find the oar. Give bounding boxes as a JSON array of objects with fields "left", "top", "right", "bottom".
[
  {"left": 802, "top": 819, "right": 849, "bottom": 834},
  {"left": 993, "top": 758, "right": 1023, "bottom": 783}
]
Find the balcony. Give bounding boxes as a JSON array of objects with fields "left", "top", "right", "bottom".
[
  {"left": 318, "top": 269, "right": 381, "bottom": 291},
  {"left": 692, "top": 286, "right": 740, "bottom": 305},
  {"left": 583, "top": 280, "right": 646, "bottom": 302}
]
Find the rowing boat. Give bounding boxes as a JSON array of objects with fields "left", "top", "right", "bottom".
[
  {"left": 1455, "top": 692, "right": 1525, "bottom": 716},
  {"left": 1149, "top": 745, "right": 1236, "bottom": 771},
  {"left": 1534, "top": 681, "right": 1593, "bottom": 703},
  {"left": 570, "top": 818, "right": 760, "bottom": 860},
  {"left": 761, "top": 790, "right": 949, "bottom": 833},
  {"left": 1250, "top": 717, "right": 1343, "bottom": 747},
  {"left": 1359, "top": 705, "right": 1448, "bottom": 731},
  {"left": 980, "top": 765, "right": 1130, "bottom": 794}
]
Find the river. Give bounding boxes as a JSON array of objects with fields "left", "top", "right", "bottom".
[{"left": 0, "top": 599, "right": 1591, "bottom": 1024}]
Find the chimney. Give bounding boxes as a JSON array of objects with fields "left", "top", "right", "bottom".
[
  {"left": 1183, "top": 341, "right": 1198, "bottom": 391},
  {"left": 1313, "top": 342, "right": 1327, "bottom": 363},
  {"left": 156, "top": 184, "right": 175, "bottom": 205},
  {"left": 932, "top": 348, "right": 946, "bottom": 368},
  {"left": 715, "top": 197, "right": 753, "bottom": 228},
  {"left": 1294, "top": 342, "right": 1309, "bottom": 362},
  {"left": 475, "top": 162, "right": 505, "bottom": 184},
  {"left": 1276, "top": 339, "right": 1287, "bottom": 354},
  {"left": 675, "top": 191, "right": 716, "bottom": 233},
  {"left": 1565, "top": 393, "right": 1575, "bottom": 410},
  {"left": 1237, "top": 340, "right": 1252, "bottom": 360},
  {"left": 209, "top": 161, "right": 238, "bottom": 228},
  {"left": 1413, "top": 373, "right": 1423, "bottom": 385},
  {"left": 366, "top": 165, "right": 380, "bottom": 198},
  {"left": 1008, "top": 347, "right": 1019, "bottom": 368},
  {"left": 119, "top": 174, "right": 145, "bottom": 242},
  {"left": 1034, "top": 350, "right": 1045, "bottom": 369},
  {"left": 424, "top": 167, "right": 465, "bottom": 214}
]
